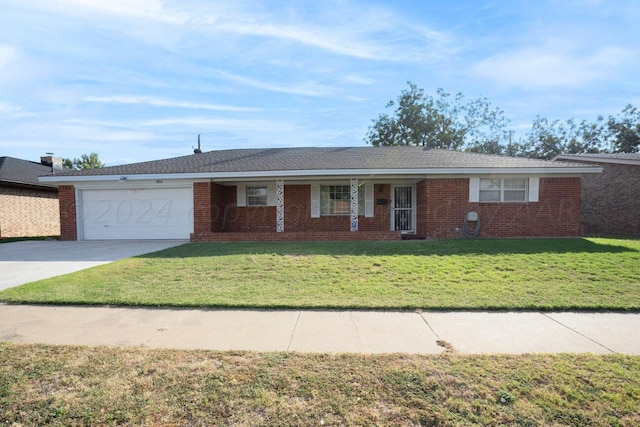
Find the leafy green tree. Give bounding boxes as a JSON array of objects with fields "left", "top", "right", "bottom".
[
  {"left": 62, "top": 152, "right": 105, "bottom": 170},
  {"left": 522, "top": 117, "right": 575, "bottom": 160},
  {"left": 523, "top": 105, "right": 639, "bottom": 159},
  {"left": 365, "top": 82, "right": 510, "bottom": 154},
  {"left": 608, "top": 104, "right": 640, "bottom": 153},
  {"left": 522, "top": 116, "right": 610, "bottom": 160}
]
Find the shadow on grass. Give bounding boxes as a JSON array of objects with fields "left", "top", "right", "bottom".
[
  {"left": 139, "top": 238, "right": 639, "bottom": 259},
  {"left": 0, "top": 236, "right": 59, "bottom": 244},
  {"left": 3, "top": 300, "right": 638, "bottom": 312}
]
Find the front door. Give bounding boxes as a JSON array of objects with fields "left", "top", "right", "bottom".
[{"left": 391, "top": 186, "right": 415, "bottom": 233}]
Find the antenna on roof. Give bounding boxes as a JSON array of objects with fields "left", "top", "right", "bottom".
[{"left": 194, "top": 134, "right": 202, "bottom": 154}]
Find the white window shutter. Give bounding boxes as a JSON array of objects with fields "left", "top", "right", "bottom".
[
  {"left": 310, "top": 184, "right": 320, "bottom": 218},
  {"left": 364, "top": 184, "right": 374, "bottom": 217},
  {"left": 237, "top": 185, "right": 246, "bottom": 207},
  {"left": 528, "top": 177, "right": 539, "bottom": 202},
  {"left": 469, "top": 178, "right": 480, "bottom": 202},
  {"left": 266, "top": 182, "right": 277, "bottom": 206}
]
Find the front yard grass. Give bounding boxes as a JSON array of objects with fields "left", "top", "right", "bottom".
[
  {"left": 1, "top": 237, "right": 639, "bottom": 310},
  {"left": 1, "top": 343, "right": 638, "bottom": 426}
]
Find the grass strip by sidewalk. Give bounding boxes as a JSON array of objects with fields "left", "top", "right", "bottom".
[
  {"left": 1, "top": 343, "right": 638, "bottom": 426},
  {"left": 1, "top": 237, "right": 639, "bottom": 310}
]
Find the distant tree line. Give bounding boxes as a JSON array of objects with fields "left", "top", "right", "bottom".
[
  {"left": 365, "top": 82, "right": 640, "bottom": 159},
  {"left": 62, "top": 152, "right": 104, "bottom": 170}
]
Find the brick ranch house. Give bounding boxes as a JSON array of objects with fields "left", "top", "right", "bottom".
[
  {"left": 553, "top": 153, "right": 640, "bottom": 236},
  {"left": 39, "top": 147, "right": 601, "bottom": 241},
  {"left": 0, "top": 156, "right": 61, "bottom": 238}
]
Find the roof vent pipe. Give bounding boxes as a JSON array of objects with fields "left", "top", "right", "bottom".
[{"left": 194, "top": 134, "right": 202, "bottom": 154}]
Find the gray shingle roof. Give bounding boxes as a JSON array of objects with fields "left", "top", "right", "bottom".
[
  {"left": 0, "top": 156, "right": 58, "bottom": 189},
  {"left": 46, "top": 147, "right": 590, "bottom": 177},
  {"left": 555, "top": 152, "right": 640, "bottom": 165}
]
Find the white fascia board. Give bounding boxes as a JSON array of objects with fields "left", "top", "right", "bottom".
[
  {"left": 38, "top": 166, "right": 602, "bottom": 184},
  {"left": 554, "top": 154, "right": 640, "bottom": 166}
]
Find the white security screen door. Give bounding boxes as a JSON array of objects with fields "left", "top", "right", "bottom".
[{"left": 391, "top": 186, "right": 414, "bottom": 232}]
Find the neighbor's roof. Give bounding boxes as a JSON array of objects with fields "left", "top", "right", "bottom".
[
  {"left": 0, "top": 156, "right": 58, "bottom": 189},
  {"left": 554, "top": 152, "right": 640, "bottom": 166},
  {"left": 40, "top": 147, "right": 601, "bottom": 183}
]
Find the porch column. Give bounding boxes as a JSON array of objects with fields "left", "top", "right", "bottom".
[
  {"left": 58, "top": 185, "right": 77, "bottom": 240},
  {"left": 350, "top": 178, "right": 358, "bottom": 232},
  {"left": 276, "top": 179, "right": 284, "bottom": 232},
  {"left": 193, "top": 182, "right": 213, "bottom": 235}
]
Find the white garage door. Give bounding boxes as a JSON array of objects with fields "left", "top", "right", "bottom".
[{"left": 80, "top": 187, "right": 193, "bottom": 240}]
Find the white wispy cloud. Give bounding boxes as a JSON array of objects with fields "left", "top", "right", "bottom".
[
  {"left": 43, "top": 0, "right": 451, "bottom": 63},
  {"left": 53, "top": 0, "right": 187, "bottom": 24},
  {"left": 340, "top": 75, "right": 377, "bottom": 86},
  {"left": 0, "top": 101, "right": 33, "bottom": 118},
  {"left": 54, "top": 120, "right": 157, "bottom": 142},
  {"left": 0, "top": 45, "right": 19, "bottom": 68},
  {"left": 141, "top": 116, "right": 297, "bottom": 132},
  {"left": 201, "top": 14, "right": 451, "bottom": 63},
  {"left": 212, "top": 21, "right": 381, "bottom": 60},
  {"left": 83, "top": 95, "right": 261, "bottom": 112},
  {"left": 211, "top": 69, "right": 338, "bottom": 97},
  {"left": 471, "top": 46, "right": 629, "bottom": 90}
]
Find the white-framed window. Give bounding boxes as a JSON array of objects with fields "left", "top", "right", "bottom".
[
  {"left": 246, "top": 186, "right": 268, "bottom": 206},
  {"left": 479, "top": 178, "right": 527, "bottom": 202},
  {"left": 320, "top": 185, "right": 364, "bottom": 215}
]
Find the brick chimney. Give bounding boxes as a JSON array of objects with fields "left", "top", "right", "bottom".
[{"left": 40, "top": 155, "right": 63, "bottom": 171}]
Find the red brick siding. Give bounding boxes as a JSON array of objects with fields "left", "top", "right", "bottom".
[
  {"left": 58, "top": 185, "right": 77, "bottom": 240},
  {"left": 420, "top": 177, "right": 581, "bottom": 238},
  {"left": 0, "top": 186, "right": 60, "bottom": 238},
  {"left": 215, "top": 186, "right": 277, "bottom": 232},
  {"left": 561, "top": 160, "right": 639, "bottom": 236},
  {"left": 211, "top": 183, "right": 225, "bottom": 232},
  {"left": 285, "top": 184, "right": 347, "bottom": 232},
  {"left": 421, "top": 178, "right": 470, "bottom": 238},
  {"left": 205, "top": 184, "right": 392, "bottom": 233},
  {"left": 191, "top": 183, "right": 399, "bottom": 241},
  {"left": 361, "top": 184, "right": 391, "bottom": 231},
  {"left": 280, "top": 184, "right": 392, "bottom": 232},
  {"left": 193, "top": 178, "right": 581, "bottom": 241},
  {"left": 192, "top": 182, "right": 213, "bottom": 237}
]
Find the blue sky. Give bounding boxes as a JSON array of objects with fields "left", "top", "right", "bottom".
[{"left": 1, "top": 0, "right": 639, "bottom": 165}]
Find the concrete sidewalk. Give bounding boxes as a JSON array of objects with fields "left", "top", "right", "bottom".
[{"left": 1, "top": 305, "right": 638, "bottom": 354}]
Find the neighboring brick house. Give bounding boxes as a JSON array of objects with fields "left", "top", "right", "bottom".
[
  {"left": 0, "top": 156, "right": 61, "bottom": 238},
  {"left": 40, "top": 147, "right": 600, "bottom": 241},
  {"left": 553, "top": 153, "right": 640, "bottom": 236}
]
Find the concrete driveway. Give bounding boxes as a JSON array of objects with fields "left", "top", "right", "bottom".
[{"left": 0, "top": 240, "right": 187, "bottom": 290}]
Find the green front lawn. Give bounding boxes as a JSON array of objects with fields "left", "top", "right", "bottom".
[
  {"left": 1, "top": 343, "right": 638, "bottom": 426},
  {"left": 1, "top": 238, "right": 639, "bottom": 310}
]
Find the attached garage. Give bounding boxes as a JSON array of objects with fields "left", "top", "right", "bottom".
[{"left": 78, "top": 187, "right": 193, "bottom": 240}]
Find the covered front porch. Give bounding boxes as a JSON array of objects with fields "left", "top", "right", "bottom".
[{"left": 190, "top": 178, "right": 419, "bottom": 242}]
